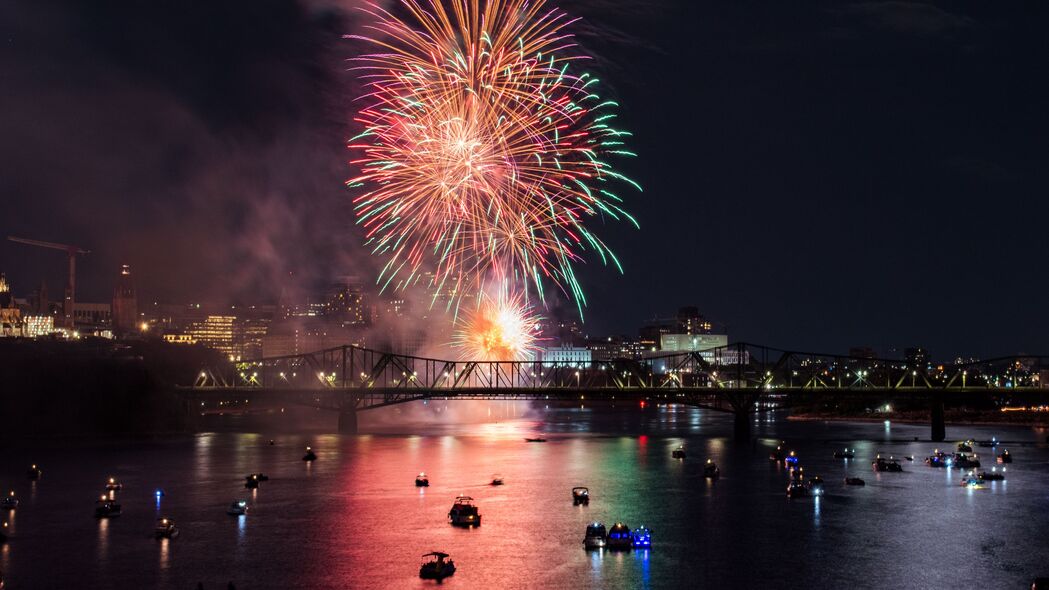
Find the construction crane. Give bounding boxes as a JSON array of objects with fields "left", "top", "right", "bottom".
[{"left": 7, "top": 236, "right": 90, "bottom": 328}]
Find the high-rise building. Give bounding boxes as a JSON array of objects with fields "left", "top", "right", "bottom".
[
  {"left": 325, "top": 278, "right": 368, "bottom": 327},
  {"left": 186, "top": 315, "right": 236, "bottom": 356},
  {"left": 111, "top": 264, "right": 138, "bottom": 337}
]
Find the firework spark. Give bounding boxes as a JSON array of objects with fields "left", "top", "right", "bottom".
[
  {"left": 347, "top": 0, "right": 640, "bottom": 313},
  {"left": 454, "top": 288, "right": 543, "bottom": 361}
]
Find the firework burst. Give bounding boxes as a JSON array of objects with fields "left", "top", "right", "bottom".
[
  {"left": 454, "top": 287, "right": 543, "bottom": 361},
  {"left": 348, "top": 0, "right": 640, "bottom": 314}
]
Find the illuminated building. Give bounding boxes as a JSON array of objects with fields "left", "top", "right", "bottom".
[
  {"left": 163, "top": 333, "right": 196, "bottom": 345},
  {"left": 185, "top": 315, "right": 236, "bottom": 356},
  {"left": 325, "top": 278, "right": 368, "bottom": 326},
  {"left": 23, "top": 315, "right": 54, "bottom": 337},
  {"left": 538, "top": 345, "right": 591, "bottom": 367},
  {"left": 72, "top": 302, "right": 112, "bottom": 332},
  {"left": 111, "top": 264, "right": 138, "bottom": 337},
  {"left": 0, "top": 273, "right": 24, "bottom": 336}
]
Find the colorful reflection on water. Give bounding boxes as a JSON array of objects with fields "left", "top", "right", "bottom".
[{"left": 0, "top": 410, "right": 1047, "bottom": 588}]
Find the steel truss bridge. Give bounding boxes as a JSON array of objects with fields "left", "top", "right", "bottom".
[{"left": 181, "top": 342, "right": 1049, "bottom": 440}]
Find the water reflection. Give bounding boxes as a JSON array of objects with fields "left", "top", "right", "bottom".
[{"left": 96, "top": 517, "right": 109, "bottom": 561}]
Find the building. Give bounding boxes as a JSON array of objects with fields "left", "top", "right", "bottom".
[
  {"left": 0, "top": 273, "right": 24, "bottom": 337},
  {"left": 905, "top": 347, "right": 929, "bottom": 370},
  {"left": 23, "top": 315, "right": 54, "bottom": 337},
  {"left": 261, "top": 321, "right": 361, "bottom": 358},
  {"left": 660, "top": 333, "right": 728, "bottom": 353},
  {"left": 587, "top": 335, "right": 647, "bottom": 361},
  {"left": 538, "top": 345, "right": 592, "bottom": 367},
  {"left": 325, "top": 278, "right": 368, "bottom": 327},
  {"left": 73, "top": 302, "right": 111, "bottom": 330},
  {"left": 111, "top": 264, "right": 138, "bottom": 337},
  {"left": 185, "top": 315, "right": 236, "bottom": 356}
]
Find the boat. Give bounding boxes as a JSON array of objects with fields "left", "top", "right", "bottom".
[
  {"left": 872, "top": 456, "right": 903, "bottom": 472},
  {"left": 606, "top": 522, "right": 632, "bottom": 550},
  {"left": 833, "top": 448, "right": 855, "bottom": 459},
  {"left": 977, "top": 437, "right": 999, "bottom": 448},
  {"left": 672, "top": 446, "right": 686, "bottom": 459},
  {"left": 419, "top": 552, "right": 456, "bottom": 580},
  {"left": 952, "top": 453, "right": 980, "bottom": 469},
  {"left": 960, "top": 471, "right": 984, "bottom": 488},
  {"left": 94, "top": 496, "right": 122, "bottom": 518},
  {"left": 631, "top": 526, "right": 652, "bottom": 549},
  {"left": 248, "top": 473, "right": 269, "bottom": 482},
  {"left": 490, "top": 474, "right": 504, "bottom": 486},
  {"left": 769, "top": 443, "right": 786, "bottom": 462},
  {"left": 524, "top": 436, "right": 547, "bottom": 443},
  {"left": 154, "top": 489, "right": 165, "bottom": 499},
  {"left": 226, "top": 500, "right": 248, "bottom": 516},
  {"left": 957, "top": 440, "right": 974, "bottom": 453},
  {"left": 583, "top": 522, "right": 607, "bottom": 549},
  {"left": 244, "top": 474, "right": 261, "bottom": 489},
  {"left": 154, "top": 517, "right": 180, "bottom": 539},
  {"left": 572, "top": 487, "right": 590, "bottom": 505},
  {"left": 0, "top": 522, "right": 7, "bottom": 544},
  {"left": 807, "top": 476, "right": 825, "bottom": 496},
  {"left": 844, "top": 477, "right": 866, "bottom": 486},
  {"left": 786, "top": 480, "right": 809, "bottom": 497},
  {"left": 415, "top": 473, "right": 429, "bottom": 487},
  {"left": 1, "top": 492, "right": 17, "bottom": 510},
  {"left": 978, "top": 471, "right": 1005, "bottom": 482},
  {"left": 703, "top": 459, "right": 720, "bottom": 478},
  {"left": 925, "top": 450, "right": 950, "bottom": 468},
  {"left": 997, "top": 450, "right": 1012, "bottom": 464},
  {"left": 105, "top": 477, "right": 123, "bottom": 492},
  {"left": 784, "top": 451, "right": 799, "bottom": 466},
  {"left": 302, "top": 446, "right": 317, "bottom": 461},
  {"left": 268, "top": 439, "right": 275, "bottom": 446},
  {"left": 27, "top": 464, "right": 42, "bottom": 480},
  {"left": 448, "top": 496, "right": 481, "bottom": 527}
]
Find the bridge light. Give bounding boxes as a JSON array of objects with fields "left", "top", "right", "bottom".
[{"left": 200, "top": 371, "right": 206, "bottom": 379}]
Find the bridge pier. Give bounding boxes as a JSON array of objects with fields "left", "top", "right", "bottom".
[
  {"left": 338, "top": 407, "right": 358, "bottom": 434},
  {"left": 930, "top": 393, "right": 945, "bottom": 442}
]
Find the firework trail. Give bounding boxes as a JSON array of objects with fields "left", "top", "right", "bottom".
[
  {"left": 453, "top": 285, "right": 543, "bottom": 361},
  {"left": 347, "top": 0, "right": 640, "bottom": 315}
]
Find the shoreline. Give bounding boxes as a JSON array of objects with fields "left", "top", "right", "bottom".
[{"left": 787, "top": 413, "right": 1049, "bottom": 429}]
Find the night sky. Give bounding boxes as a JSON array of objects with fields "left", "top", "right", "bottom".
[{"left": 2, "top": 1, "right": 1047, "bottom": 358}]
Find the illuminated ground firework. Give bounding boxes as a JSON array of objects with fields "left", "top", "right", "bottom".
[
  {"left": 454, "top": 288, "right": 543, "bottom": 361},
  {"left": 347, "top": 0, "right": 640, "bottom": 313}
]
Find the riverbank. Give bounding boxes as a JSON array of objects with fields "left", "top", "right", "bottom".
[{"left": 788, "top": 410, "right": 1049, "bottom": 428}]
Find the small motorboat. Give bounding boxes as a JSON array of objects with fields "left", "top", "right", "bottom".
[
  {"left": 952, "top": 453, "right": 981, "bottom": 469},
  {"left": 154, "top": 518, "right": 180, "bottom": 539},
  {"left": 703, "top": 459, "right": 720, "bottom": 478},
  {"left": 631, "top": 526, "right": 652, "bottom": 549},
  {"left": 606, "top": 522, "right": 632, "bottom": 550},
  {"left": 573, "top": 486, "right": 590, "bottom": 505},
  {"left": 833, "top": 448, "right": 855, "bottom": 459},
  {"left": 302, "top": 446, "right": 317, "bottom": 461},
  {"left": 957, "top": 440, "right": 975, "bottom": 453},
  {"left": 997, "top": 450, "right": 1012, "bottom": 464},
  {"left": 786, "top": 480, "right": 809, "bottom": 498},
  {"left": 0, "top": 521, "right": 7, "bottom": 544},
  {"left": 583, "top": 522, "right": 607, "bottom": 549},
  {"left": 268, "top": 439, "right": 276, "bottom": 446},
  {"left": 105, "top": 477, "right": 123, "bottom": 492},
  {"left": 925, "top": 450, "right": 951, "bottom": 468},
  {"left": 226, "top": 500, "right": 248, "bottom": 516},
  {"left": 154, "top": 489, "right": 166, "bottom": 499},
  {"left": 769, "top": 443, "right": 786, "bottom": 462},
  {"left": 27, "top": 465, "right": 42, "bottom": 480},
  {"left": 959, "top": 471, "right": 984, "bottom": 488},
  {"left": 672, "top": 446, "right": 686, "bottom": 459},
  {"left": 978, "top": 471, "right": 1005, "bottom": 482},
  {"left": 784, "top": 451, "right": 799, "bottom": 467},
  {"left": 1, "top": 492, "right": 17, "bottom": 510},
  {"left": 94, "top": 496, "right": 122, "bottom": 518},
  {"left": 807, "top": 476, "right": 825, "bottom": 496},
  {"left": 419, "top": 551, "right": 456, "bottom": 580},
  {"left": 415, "top": 473, "right": 430, "bottom": 487},
  {"left": 490, "top": 474, "right": 504, "bottom": 486},
  {"left": 844, "top": 477, "right": 866, "bottom": 486},
  {"left": 448, "top": 496, "right": 481, "bottom": 527},
  {"left": 872, "top": 456, "right": 903, "bottom": 472},
  {"left": 248, "top": 473, "right": 269, "bottom": 482},
  {"left": 524, "top": 436, "right": 547, "bottom": 443},
  {"left": 977, "top": 437, "right": 999, "bottom": 448},
  {"left": 244, "top": 474, "right": 261, "bottom": 489}
]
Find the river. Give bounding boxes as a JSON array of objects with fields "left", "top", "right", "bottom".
[{"left": 2, "top": 405, "right": 1048, "bottom": 589}]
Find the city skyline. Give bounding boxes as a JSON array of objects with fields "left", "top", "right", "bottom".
[{"left": 3, "top": 1, "right": 1049, "bottom": 358}]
